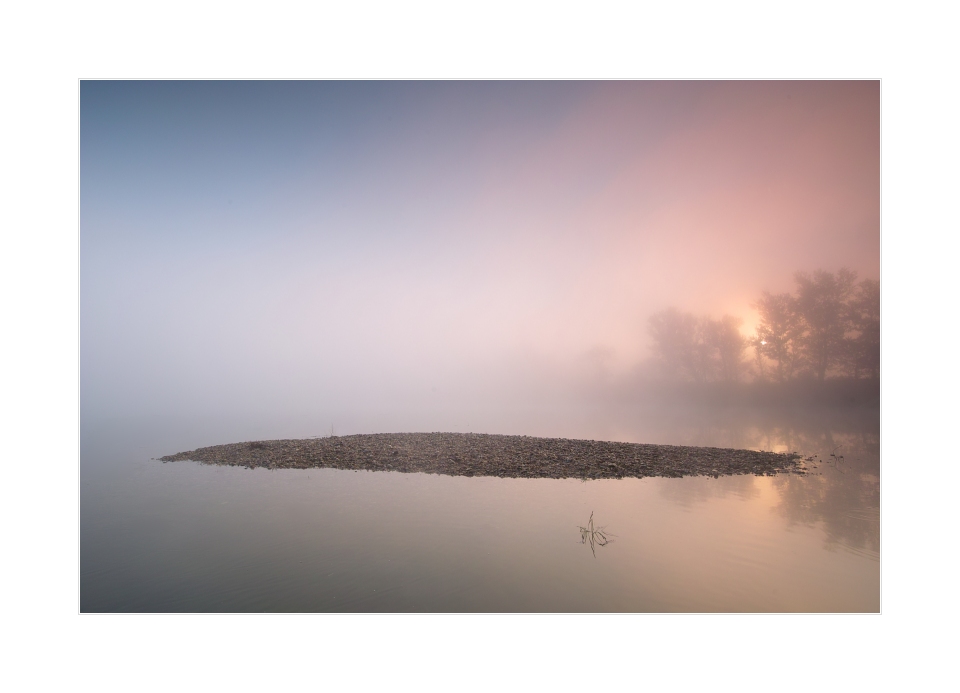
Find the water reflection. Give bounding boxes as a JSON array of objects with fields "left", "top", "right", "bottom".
[
  {"left": 645, "top": 406, "right": 880, "bottom": 561},
  {"left": 772, "top": 456, "right": 879, "bottom": 560},
  {"left": 578, "top": 511, "right": 614, "bottom": 557},
  {"left": 81, "top": 403, "right": 879, "bottom": 611},
  {"left": 759, "top": 425, "right": 878, "bottom": 560},
  {"left": 657, "top": 474, "right": 761, "bottom": 506}
]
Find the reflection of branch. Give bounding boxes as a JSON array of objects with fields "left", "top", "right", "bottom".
[{"left": 579, "top": 511, "right": 615, "bottom": 558}]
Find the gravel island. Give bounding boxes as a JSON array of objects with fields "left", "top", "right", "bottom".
[{"left": 160, "top": 432, "right": 805, "bottom": 480}]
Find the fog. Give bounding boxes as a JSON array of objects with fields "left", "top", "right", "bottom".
[{"left": 80, "top": 81, "right": 879, "bottom": 440}]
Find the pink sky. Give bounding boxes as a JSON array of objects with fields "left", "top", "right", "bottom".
[
  {"left": 416, "top": 81, "right": 879, "bottom": 362},
  {"left": 82, "top": 81, "right": 879, "bottom": 423}
]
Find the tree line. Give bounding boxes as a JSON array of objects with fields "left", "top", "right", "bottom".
[{"left": 649, "top": 269, "right": 879, "bottom": 384}]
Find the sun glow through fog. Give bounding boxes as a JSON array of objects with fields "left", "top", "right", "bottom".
[{"left": 81, "top": 81, "right": 878, "bottom": 424}]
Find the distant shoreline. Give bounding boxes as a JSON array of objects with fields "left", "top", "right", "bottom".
[{"left": 159, "top": 433, "right": 805, "bottom": 480}]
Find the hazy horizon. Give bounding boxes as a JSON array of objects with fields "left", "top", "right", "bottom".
[{"left": 81, "top": 81, "right": 879, "bottom": 433}]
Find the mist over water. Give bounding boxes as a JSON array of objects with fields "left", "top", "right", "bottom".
[
  {"left": 81, "top": 81, "right": 878, "bottom": 432},
  {"left": 80, "top": 81, "right": 879, "bottom": 612}
]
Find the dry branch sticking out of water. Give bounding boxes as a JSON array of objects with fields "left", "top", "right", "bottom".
[
  {"left": 159, "top": 433, "right": 804, "bottom": 480},
  {"left": 580, "top": 511, "right": 614, "bottom": 557}
]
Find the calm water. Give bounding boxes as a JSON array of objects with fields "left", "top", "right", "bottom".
[{"left": 80, "top": 404, "right": 879, "bottom": 612}]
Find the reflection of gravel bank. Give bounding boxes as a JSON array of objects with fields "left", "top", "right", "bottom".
[{"left": 160, "top": 433, "right": 804, "bottom": 480}]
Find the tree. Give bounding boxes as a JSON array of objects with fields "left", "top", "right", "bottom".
[
  {"left": 689, "top": 316, "right": 717, "bottom": 383},
  {"left": 647, "top": 268, "right": 877, "bottom": 386},
  {"left": 710, "top": 315, "right": 747, "bottom": 382},
  {"left": 793, "top": 268, "right": 858, "bottom": 381},
  {"left": 848, "top": 278, "right": 880, "bottom": 380},
  {"left": 648, "top": 308, "right": 696, "bottom": 380},
  {"left": 649, "top": 310, "right": 745, "bottom": 383},
  {"left": 751, "top": 335, "right": 768, "bottom": 381},
  {"left": 753, "top": 291, "right": 802, "bottom": 383}
]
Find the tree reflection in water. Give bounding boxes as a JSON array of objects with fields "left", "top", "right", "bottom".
[
  {"left": 639, "top": 403, "right": 879, "bottom": 559},
  {"left": 771, "top": 430, "right": 879, "bottom": 559}
]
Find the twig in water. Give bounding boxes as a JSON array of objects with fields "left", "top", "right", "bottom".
[{"left": 579, "top": 511, "right": 615, "bottom": 558}]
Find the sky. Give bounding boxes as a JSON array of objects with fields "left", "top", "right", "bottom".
[{"left": 80, "top": 81, "right": 879, "bottom": 433}]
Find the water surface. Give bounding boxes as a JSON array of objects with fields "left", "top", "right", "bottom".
[{"left": 80, "top": 405, "right": 879, "bottom": 612}]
